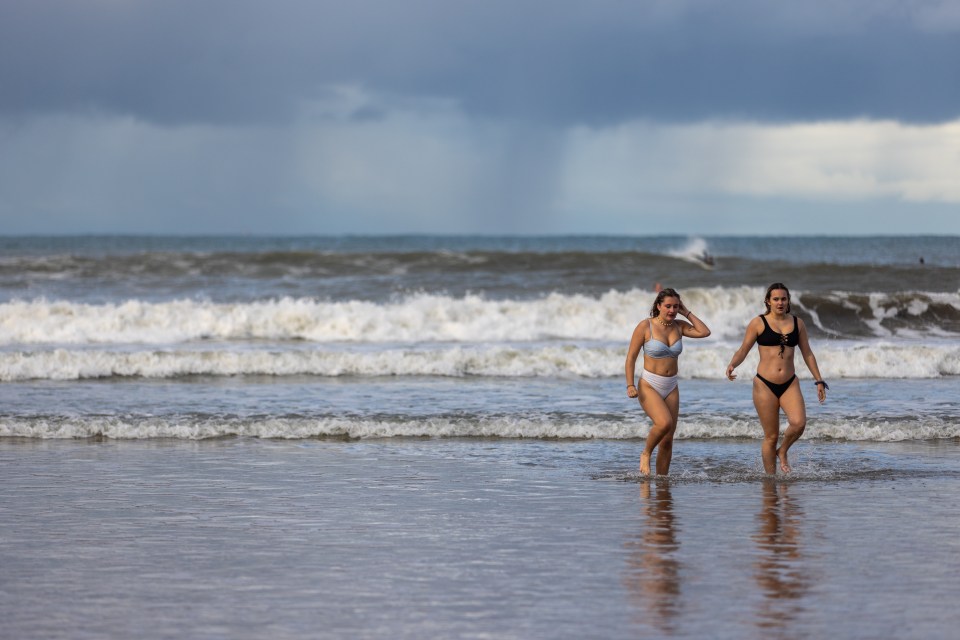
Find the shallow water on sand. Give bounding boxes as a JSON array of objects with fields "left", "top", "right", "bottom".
[{"left": 2, "top": 437, "right": 959, "bottom": 639}]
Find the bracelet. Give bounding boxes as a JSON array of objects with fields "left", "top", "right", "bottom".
[
  {"left": 814, "top": 380, "right": 829, "bottom": 389},
  {"left": 627, "top": 384, "right": 636, "bottom": 388}
]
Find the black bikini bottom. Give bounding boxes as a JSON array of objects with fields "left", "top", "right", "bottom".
[{"left": 756, "top": 373, "right": 796, "bottom": 399}]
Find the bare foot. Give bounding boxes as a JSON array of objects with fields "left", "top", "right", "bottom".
[
  {"left": 639, "top": 452, "right": 652, "bottom": 475},
  {"left": 776, "top": 447, "right": 791, "bottom": 473}
]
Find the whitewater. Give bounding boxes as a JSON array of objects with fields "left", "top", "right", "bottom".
[{"left": 1, "top": 234, "right": 957, "bottom": 441}]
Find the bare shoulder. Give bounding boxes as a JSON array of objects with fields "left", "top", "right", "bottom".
[{"left": 632, "top": 318, "right": 651, "bottom": 339}]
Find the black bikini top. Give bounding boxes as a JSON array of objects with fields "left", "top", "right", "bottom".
[{"left": 757, "top": 314, "right": 799, "bottom": 357}]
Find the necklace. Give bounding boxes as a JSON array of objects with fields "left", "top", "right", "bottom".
[{"left": 655, "top": 315, "right": 673, "bottom": 327}]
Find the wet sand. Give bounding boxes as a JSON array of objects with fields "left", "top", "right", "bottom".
[{"left": 2, "top": 437, "right": 959, "bottom": 639}]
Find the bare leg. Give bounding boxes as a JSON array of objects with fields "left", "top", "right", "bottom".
[
  {"left": 655, "top": 388, "right": 681, "bottom": 476},
  {"left": 775, "top": 380, "right": 807, "bottom": 473},
  {"left": 752, "top": 377, "right": 783, "bottom": 475},
  {"left": 655, "top": 436, "right": 673, "bottom": 476},
  {"left": 638, "top": 382, "right": 677, "bottom": 475}
]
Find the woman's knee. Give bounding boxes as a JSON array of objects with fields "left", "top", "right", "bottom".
[
  {"left": 787, "top": 418, "right": 806, "bottom": 433},
  {"left": 654, "top": 418, "right": 676, "bottom": 433}
]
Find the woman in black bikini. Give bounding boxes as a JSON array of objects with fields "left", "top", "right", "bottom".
[{"left": 725, "top": 283, "right": 828, "bottom": 474}]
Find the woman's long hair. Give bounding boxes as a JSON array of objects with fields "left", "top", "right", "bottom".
[
  {"left": 763, "top": 283, "right": 792, "bottom": 314},
  {"left": 650, "top": 288, "right": 681, "bottom": 317}
]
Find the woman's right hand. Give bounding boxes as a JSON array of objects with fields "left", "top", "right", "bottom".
[
  {"left": 627, "top": 384, "right": 638, "bottom": 398},
  {"left": 726, "top": 364, "right": 737, "bottom": 381}
]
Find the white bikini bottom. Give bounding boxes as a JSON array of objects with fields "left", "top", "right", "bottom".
[{"left": 641, "top": 369, "right": 679, "bottom": 399}]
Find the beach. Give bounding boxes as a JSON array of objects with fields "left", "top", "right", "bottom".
[
  {"left": 3, "top": 435, "right": 960, "bottom": 639},
  {"left": 1, "top": 234, "right": 958, "bottom": 638}
]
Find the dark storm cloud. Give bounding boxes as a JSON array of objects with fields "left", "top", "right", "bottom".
[{"left": 1, "top": 0, "right": 958, "bottom": 126}]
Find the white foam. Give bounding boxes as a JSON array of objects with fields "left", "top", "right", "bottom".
[
  {"left": 0, "top": 287, "right": 782, "bottom": 345},
  {"left": 666, "top": 237, "right": 714, "bottom": 268},
  {"left": 2, "top": 415, "right": 956, "bottom": 441},
  {"left": 1, "top": 341, "right": 957, "bottom": 381},
  {"left": 1, "top": 288, "right": 957, "bottom": 347}
]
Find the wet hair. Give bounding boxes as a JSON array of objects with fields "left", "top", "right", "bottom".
[
  {"left": 650, "top": 288, "right": 681, "bottom": 317},
  {"left": 764, "top": 282, "right": 791, "bottom": 314}
]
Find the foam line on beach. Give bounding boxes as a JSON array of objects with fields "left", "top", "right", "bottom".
[
  {"left": 596, "top": 467, "right": 960, "bottom": 484},
  {"left": 3, "top": 414, "right": 958, "bottom": 441}
]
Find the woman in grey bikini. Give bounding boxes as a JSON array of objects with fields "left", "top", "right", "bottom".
[
  {"left": 726, "top": 283, "right": 828, "bottom": 474},
  {"left": 625, "top": 288, "right": 712, "bottom": 475}
]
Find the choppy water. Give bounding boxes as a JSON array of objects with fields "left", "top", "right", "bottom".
[{"left": 1, "top": 234, "right": 956, "bottom": 440}]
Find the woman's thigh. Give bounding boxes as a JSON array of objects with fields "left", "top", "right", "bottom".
[
  {"left": 752, "top": 377, "right": 782, "bottom": 436},
  {"left": 639, "top": 382, "right": 675, "bottom": 426},
  {"left": 777, "top": 379, "right": 807, "bottom": 426}
]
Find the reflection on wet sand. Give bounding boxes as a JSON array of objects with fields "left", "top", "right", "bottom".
[
  {"left": 753, "top": 480, "right": 810, "bottom": 633},
  {"left": 623, "top": 480, "right": 681, "bottom": 633}
]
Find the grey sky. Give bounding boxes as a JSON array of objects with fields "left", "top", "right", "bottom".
[{"left": 1, "top": 0, "right": 959, "bottom": 235}]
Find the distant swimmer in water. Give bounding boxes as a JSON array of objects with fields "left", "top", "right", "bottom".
[
  {"left": 625, "top": 288, "right": 712, "bottom": 475},
  {"left": 725, "top": 283, "right": 827, "bottom": 474},
  {"left": 699, "top": 251, "right": 715, "bottom": 267}
]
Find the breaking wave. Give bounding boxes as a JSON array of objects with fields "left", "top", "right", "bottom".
[
  {"left": 1, "top": 342, "right": 958, "bottom": 381},
  {"left": 2, "top": 287, "right": 958, "bottom": 345}
]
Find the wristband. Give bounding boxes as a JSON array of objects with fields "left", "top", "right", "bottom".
[{"left": 814, "top": 380, "right": 829, "bottom": 389}]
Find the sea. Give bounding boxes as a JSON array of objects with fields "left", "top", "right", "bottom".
[{"left": 1, "top": 234, "right": 958, "bottom": 639}]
